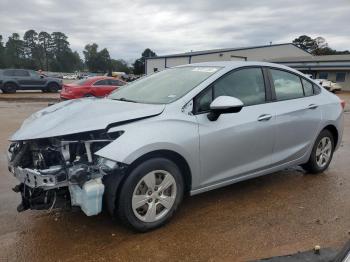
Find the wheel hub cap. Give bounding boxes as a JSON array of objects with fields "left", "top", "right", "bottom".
[
  {"left": 132, "top": 170, "right": 177, "bottom": 223},
  {"left": 316, "top": 137, "right": 332, "bottom": 168}
]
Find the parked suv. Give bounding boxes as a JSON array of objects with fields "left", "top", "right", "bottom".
[
  {"left": 0, "top": 69, "right": 62, "bottom": 93},
  {"left": 7, "top": 62, "right": 344, "bottom": 231}
]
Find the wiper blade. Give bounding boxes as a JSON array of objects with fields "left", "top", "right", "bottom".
[{"left": 114, "top": 97, "right": 137, "bottom": 103}]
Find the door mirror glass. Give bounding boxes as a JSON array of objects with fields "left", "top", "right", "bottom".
[{"left": 208, "top": 96, "right": 243, "bottom": 121}]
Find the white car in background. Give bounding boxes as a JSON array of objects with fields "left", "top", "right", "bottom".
[{"left": 314, "top": 79, "right": 342, "bottom": 93}]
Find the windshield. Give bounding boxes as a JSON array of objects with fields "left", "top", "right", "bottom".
[{"left": 108, "top": 66, "right": 221, "bottom": 104}]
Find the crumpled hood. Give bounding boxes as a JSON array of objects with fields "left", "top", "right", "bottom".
[{"left": 10, "top": 98, "right": 165, "bottom": 141}]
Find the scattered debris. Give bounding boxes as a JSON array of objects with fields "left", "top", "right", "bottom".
[{"left": 314, "top": 245, "right": 321, "bottom": 254}]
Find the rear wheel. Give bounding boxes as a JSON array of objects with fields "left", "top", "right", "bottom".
[
  {"left": 116, "top": 158, "right": 184, "bottom": 232},
  {"left": 47, "top": 83, "right": 59, "bottom": 93},
  {"left": 2, "top": 83, "right": 17, "bottom": 93},
  {"left": 302, "top": 130, "right": 334, "bottom": 174},
  {"left": 84, "top": 93, "right": 94, "bottom": 97}
]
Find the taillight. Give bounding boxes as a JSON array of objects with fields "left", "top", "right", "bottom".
[{"left": 340, "top": 99, "right": 346, "bottom": 110}]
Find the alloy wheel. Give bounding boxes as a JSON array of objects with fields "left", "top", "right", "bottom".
[
  {"left": 315, "top": 137, "right": 332, "bottom": 168},
  {"left": 132, "top": 170, "right": 177, "bottom": 223}
]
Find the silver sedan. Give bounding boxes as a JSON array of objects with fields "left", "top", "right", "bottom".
[{"left": 8, "top": 61, "right": 344, "bottom": 231}]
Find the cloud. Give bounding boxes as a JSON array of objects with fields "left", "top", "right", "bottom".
[{"left": 0, "top": 0, "right": 349, "bottom": 60}]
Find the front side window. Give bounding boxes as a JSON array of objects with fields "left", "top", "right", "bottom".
[
  {"left": 194, "top": 67, "right": 266, "bottom": 113},
  {"left": 195, "top": 87, "right": 213, "bottom": 113},
  {"left": 270, "top": 69, "right": 304, "bottom": 101},
  {"left": 109, "top": 66, "right": 221, "bottom": 104},
  {"left": 336, "top": 72, "right": 346, "bottom": 82},
  {"left": 213, "top": 68, "right": 266, "bottom": 106},
  {"left": 302, "top": 78, "right": 314, "bottom": 96}
]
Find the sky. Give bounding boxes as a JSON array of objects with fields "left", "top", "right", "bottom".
[{"left": 0, "top": 0, "right": 349, "bottom": 61}]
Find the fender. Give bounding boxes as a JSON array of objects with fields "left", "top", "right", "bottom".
[{"left": 95, "top": 118, "right": 201, "bottom": 188}]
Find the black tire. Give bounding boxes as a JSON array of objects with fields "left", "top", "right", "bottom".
[
  {"left": 2, "top": 82, "right": 17, "bottom": 93},
  {"left": 302, "top": 129, "right": 334, "bottom": 174},
  {"left": 47, "top": 82, "right": 59, "bottom": 93},
  {"left": 84, "top": 93, "right": 93, "bottom": 97},
  {"left": 116, "top": 157, "right": 184, "bottom": 232}
]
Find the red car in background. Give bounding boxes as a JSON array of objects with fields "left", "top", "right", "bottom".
[{"left": 60, "top": 76, "right": 126, "bottom": 100}]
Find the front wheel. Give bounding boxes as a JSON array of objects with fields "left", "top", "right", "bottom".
[
  {"left": 117, "top": 158, "right": 184, "bottom": 232},
  {"left": 302, "top": 129, "right": 334, "bottom": 174}
]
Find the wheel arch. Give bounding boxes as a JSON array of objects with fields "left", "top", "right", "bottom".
[
  {"left": 126, "top": 149, "right": 192, "bottom": 194},
  {"left": 46, "top": 81, "right": 60, "bottom": 88},
  {"left": 3, "top": 81, "right": 18, "bottom": 87},
  {"left": 106, "top": 149, "right": 192, "bottom": 216},
  {"left": 322, "top": 124, "right": 339, "bottom": 148}
]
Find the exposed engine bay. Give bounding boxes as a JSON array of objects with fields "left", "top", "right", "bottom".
[{"left": 7, "top": 131, "right": 124, "bottom": 216}]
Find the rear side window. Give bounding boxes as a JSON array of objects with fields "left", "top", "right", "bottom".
[
  {"left": 3, "top": 70, "right": 16, "bottom": 76},
  {"left": 15, "top": 70, "right": 30, "bottom": 77},
  {"left": 270, "top": 69, "right": 304, "bottom": 101},
  {"left": 110, "top": 80, "right": 126, "bottom": 86},
  {"left": 301, "top": 78, "right": 314, "bottom": 96},
  {"left": 94, "top": 79, "right": 109, "bottom": 86}
]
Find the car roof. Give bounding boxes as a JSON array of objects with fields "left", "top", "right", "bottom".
[{"left": 175, "top": 61, "right": 301, "bottom": 74}]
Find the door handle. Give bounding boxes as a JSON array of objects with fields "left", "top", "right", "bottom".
[
  {"left": 307, "top": 104, "right": 318, "bottom": 110},
  {"left": 257, "top": 114, "right": 272, "bottom": 121}
]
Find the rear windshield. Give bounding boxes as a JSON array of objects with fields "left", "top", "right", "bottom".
[{"left": 73, "top": 79, "right": 90, "bottom": 86}]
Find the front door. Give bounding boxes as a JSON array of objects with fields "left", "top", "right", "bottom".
[{"left": 194, "top": 67, "right": 276, "bottom": 189}]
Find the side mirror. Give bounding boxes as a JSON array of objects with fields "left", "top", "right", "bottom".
[
  {"left": 207, "top": 96, "right": 243, "bottom": 121},
  {"left": 40, "top": 75, "right": 44, "bottom": 79}
]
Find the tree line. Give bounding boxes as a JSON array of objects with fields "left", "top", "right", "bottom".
[
  {"left": 0, "top": 31, "right": 348, "bottom": 75},
  {"left": 0, "top": 30, "right": 83, "bottom": 72},
  {"left": 292, "top": 35, "right": 349, "bottom": 55},
  {"left": 0, "top": 30, "right": 157, "bottom": 74}
]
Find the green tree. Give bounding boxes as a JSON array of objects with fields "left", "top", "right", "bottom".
[
  {"left": 23, "top": 29, "right": 43, "bottom": 69},
  {"left": 50, "top": 32, "right": 81, "bottom": 72},
  {"left": 292, "top": 35, "right": 317, "bottom": 53},
  {"left": 133, "top": 48, "right": 157, "bottom": 75},
  {"left": 0, "top": 35, "right": 5, "bottom": 68},
  {"left": 5, "top": 33, "right": 25, "bottom": 68},
  {"left": 83, "top": 43, "right": 111, "bottom": 72},
  {"left": 111, "top": 59, "right": 131, "bottom": 74},
  {"left": 293, "top": 35, "right": 350, "bottom": 56},
  {"left": 38, "top": 31, "right": 53, "bottom": 71}
]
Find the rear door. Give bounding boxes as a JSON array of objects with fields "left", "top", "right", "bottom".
[
  {"left": 268, "top": 68, "right": 322, "bottom": 165},
  {"left": 195, "top": 67, "right": 276, "bottom": 189},
  {"left": 92, "top": 79, "right": 113, "bottom": 97},
  {"left": 14, "top": 70, "right": 32, "bottom": 88}
]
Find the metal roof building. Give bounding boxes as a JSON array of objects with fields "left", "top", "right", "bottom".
[
  {"left": 145, "top": 43, "right": 311, "bottom": 74},
  {"left": 146, "top": 43, "right": 350, "bottom": 91},
  {"left": 270, "top": 55, "right": 350, "bottom": 90}
]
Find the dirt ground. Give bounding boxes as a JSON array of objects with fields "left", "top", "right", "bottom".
[{"left": 0, "top": 92, "right": 349, "bottom": 262}]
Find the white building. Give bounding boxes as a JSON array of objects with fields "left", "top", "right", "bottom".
[{"left": 145, "top": 43, "right": 311, "bottom": 74}]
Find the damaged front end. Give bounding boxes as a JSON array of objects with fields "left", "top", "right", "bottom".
[{"left": 8, "top": 131, "right": 125, "bottom": 216}]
